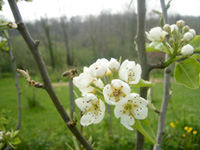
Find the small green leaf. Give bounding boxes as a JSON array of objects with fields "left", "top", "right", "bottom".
[
  {"left": 131, "top": 79, "right": 155, "bottom": 87},
  {"left": 134, "top": 119, "right": 157, "bottom": 144},
  {"left": 174, "top": 58, "right": 200, "bottom": 89},
  {"left": 191, "top": 53, "right": 200, "bottom": 61},
  {"left": 11, "top": 137, "right": 21, "bottom": 145},
  {"left": 189, "top": 36, "right": 200, "bottom": 52}
]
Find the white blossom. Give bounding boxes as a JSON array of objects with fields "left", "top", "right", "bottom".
[
  {"left": 103, "top": 79, "right": 130, "bottom": 105},
  {"left": 119, "top": 59, "right": 142, "bottom": 84},
  {"left": 89, "top": 60, "right": 108, "bottom": 78},
  {"left": 114, "top": 93, "right": 148, "bottom": 130},
  {"left": 181, "top": 44, "right": 194, "bottom": 56},
  {"left": 108, "top": 58, "right": 120, "bottom": 72},
  {"left": 73, "top": 73, "right": 93, "bottom": 90},
  {"left": 146, "top": 27, "right": 168, "bottom": 42},
  {"left": 183, "top": 32, "right": 194, "bottom": 41},
  {"left": 75, "top": 94, "right": 105, "bottom": 126}
]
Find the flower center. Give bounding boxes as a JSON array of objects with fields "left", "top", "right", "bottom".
[
  {"left": 110, "top": 86, "right": 126, "bottom": 102},
  {"left": 128, "top": 69, "right": 135, "bottom": 81},
  {"left": 122, "top": 101, "right": 138, "bottom": 116},
  {"left": 87, "top": 99, "right": 101, "bottom": 116}
]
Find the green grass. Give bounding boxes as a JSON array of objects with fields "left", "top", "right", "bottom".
[{"left": 0, "top": 77, "right": 200, "bottom": 150}]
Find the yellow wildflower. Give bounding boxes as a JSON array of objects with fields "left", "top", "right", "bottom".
[
  {"left": 182, "top": 134, "right": 186, "bottom": 138},
  {"left": 187, "top": 127, "right": 193, "bottom": 133},
  {"left": 184, "top": 126, "right": 188, "bottom": 131},
  {"left": 170, "top": 122, "right": 175, "bottom": 128},
  {"left": 193, "top": 130, "right": 197, "bottom": 135}
]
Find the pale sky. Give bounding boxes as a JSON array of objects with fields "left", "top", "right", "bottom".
[{"left": 1, "top": 0, "right": 200, "bottom": 22}]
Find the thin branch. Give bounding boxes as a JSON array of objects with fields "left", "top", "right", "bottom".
[
  {"left": 2, "top": 31, "right": 22, "bottom": 131},
  {"left": 153, "top": 0, "right": 171, "bottom": 150},
  {"left": 7, "top": 0, "right": 93, "bottom": 149},
  {"left": 8, "top": 39, "right": 21, "bottom": 130}
]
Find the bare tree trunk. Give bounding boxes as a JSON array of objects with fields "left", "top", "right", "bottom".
[
  {"left": 8, "top": 1, "right": 92, "bottom": 149},
  {"left": 135, "top": 0, "right": 149, "bottom": 150},
  {"left": 153, "top": 0, "right": 171, "bottom": 150}
]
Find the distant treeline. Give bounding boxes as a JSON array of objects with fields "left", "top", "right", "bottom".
[{"left": 0, "top": 11, "right": 200, "bottom": 75}]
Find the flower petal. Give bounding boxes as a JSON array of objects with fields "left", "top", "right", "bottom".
[
  {"left": 103, "top": 84, "right": 116, "bottom": 105},
  {"left": 120, "top": 114, "right": 135, "bottom": 130},
  {"left": 75, "top": 97, "right": 92, "bottom": 111},
  {"left": 80, "top": 113, "right": 96, "bottom": 126},
  {"left": 133, "top": 106, "right": 148, "bottom": 120},
  {"left": 114, "top": 104, "right": 124, "bottom": 118},
  {"left": 93, "top": 111, "right": 105, "bottom": 124}
]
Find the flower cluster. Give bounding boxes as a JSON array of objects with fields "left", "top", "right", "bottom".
[
  {"left": 146, "top": 20, "right": 196, "bottom": 57},
  {"left": 73, "top": 58, "right": 148, "bottom": 130},
  {"left": 0, "top": 130, "right": 21, "bottom": 149}
]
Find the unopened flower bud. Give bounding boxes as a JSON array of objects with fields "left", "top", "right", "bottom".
[
  {"left": 183, "top": 32, "right": 194, "bottom": 41},
  {"left": 183, "top": 25, "right": 190, "bottom": 33},
  {"left": 108, "top": 58, "right": 120, "bottom": 72},
  {"left": 169, "top": 38, "right": 174, "bottom": 46},
  {"left": 181, "top": 44, "right": 194, "bottom": 56},
  {"left": 163, "top": 24, "right": 171, "bottom": 33},
  {"left": 176, "top": 20, "right": 185, "bottom": 29},
  {"left": 170, "top": 24, "right": 178, "bottom": 34},
  {"left": 189, "top": 29, "right": 196, "bottom": 37}
]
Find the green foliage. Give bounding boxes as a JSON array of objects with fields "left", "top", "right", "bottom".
[
  {"left": 189, "top": 35, "right": 200, "bottom": 52},
  {"left": 0, "top": 116, "right": 21, "bottom": 149},
  {"left": 174, "top": 58, "right": 200, "bottom": 89},
  {"left": 1, "top": 77, "right": 200, "bottom": 149},
  {"left": 134, "top": 119, "right": 157, "bottom": 144},
  {"left": 131, "top": 79, "right": 155, "bottom": 87}
]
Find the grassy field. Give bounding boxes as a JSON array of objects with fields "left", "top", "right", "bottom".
[{"left": 0, "top": 76, "right": 200, "bottom": 150}]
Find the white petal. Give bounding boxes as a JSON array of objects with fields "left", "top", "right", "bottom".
[
  {"left": 129, "top": 64, "right": 142, "bottom": 84},
  {"left": 93, "top": 112, "right": 105, "bottom": 124},
  {"left": 114, "top": 104, "right": 124, "bottom": 118},
  {"left": 83, "top": 67, "right": 90, "bottom": 73},
  {"left": 80, "top": 86, "right": 95, "bottom": 96},
  {"left": 133, "top": 106, "right": 148, "bottom": 120},
  {"left": 120, "top": 114, "right": 135, "bottom": 130},
  {"left": 103, "top": 84, "right": 116, "bottom": 105},
  {"left": 121, "top": 81, "right": 131, "bottom": 95},
  {"left": 108, "top": 58, "right": 120, "bottom": 71},
  {"left": 89, "top": 62, "right": 107, "bottom": 78},
  {"left": 99, "top": 99, "right": 106, "bottom": 112},
  {"left": 96, "top": 58, "right": 109, "bottom": 66},
  {"left": 80, "top": 113, "right": 96, "bottom": 126},
  {"left": 73, "top": 73, "right": 93, "bottom": 89},
  {"left": 93, "top": 78, "right": 104, "bottom": 89},
  {"left": 131, "top": 94, "right": 148, "bottom": 107},
  {"left": 75, "top": 97, "right": 92, "bottom": 111}
]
